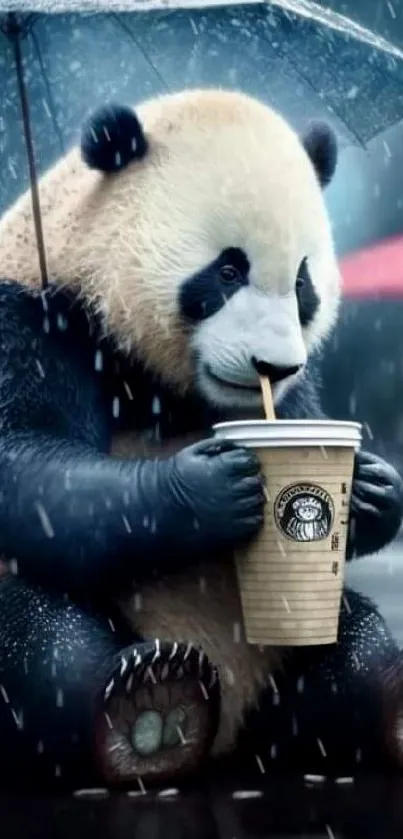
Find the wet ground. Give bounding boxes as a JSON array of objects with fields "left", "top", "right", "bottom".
[
  {"left": 3, "top": 773, "right": 403, "bottom": 839},
  {"left": 0, "top": 541, "right": 401, "bottom": 839}
]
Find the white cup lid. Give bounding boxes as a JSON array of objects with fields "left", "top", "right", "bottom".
[{"left": 213, "top": 419, "right": 362, "bottom": 449}]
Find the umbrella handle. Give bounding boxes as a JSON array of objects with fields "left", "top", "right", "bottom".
[{"left": 8, "top": 13, "right": 48, "bottom": 289}]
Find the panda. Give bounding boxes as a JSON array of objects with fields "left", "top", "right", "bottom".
[{"left": 0, "top": 87, "right": 402, "bottom": 787}]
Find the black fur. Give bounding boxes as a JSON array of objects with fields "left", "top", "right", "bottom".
[
  {"left": 302, "top": 121, "right": 338, "bottom": 188},
  {"left": 81, "top": 103, "right": 148, "bottom": 173},
  {"left": 237, "top": 588, "right": 401, "bottom": 773},
  {"left": 0, "top": 278, "right": 402, "bottom": 784},
  {"left": 296, "top": 258, "right": 320, "bottom": 327},
  {"left": 179, "top": 247, "right": 250, "bottom": 322}
]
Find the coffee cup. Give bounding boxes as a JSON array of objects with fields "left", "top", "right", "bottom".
[{"left": 213, "top": 419, "right": 362, "bottom": 646}]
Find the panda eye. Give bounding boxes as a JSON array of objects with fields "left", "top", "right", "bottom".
[
  {"left": 219, "top": 264, "right": 242, "bottom": 284},
  {"left": 296, "top": 258, "right": 308, "bottom": 290}
]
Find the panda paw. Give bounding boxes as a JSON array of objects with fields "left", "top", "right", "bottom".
[
  {"left": 94, "top": 639, "right": 220, "bottom": 786},
  {"left": 348, "top": 450, "right": 403, "bottom": 558}
]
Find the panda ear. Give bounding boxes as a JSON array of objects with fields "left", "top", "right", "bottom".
[
  {"left": 81, "top": 103, "right": 148, "bottom": 173},
  {"left": 302, "top": 122, "right": 338, "bottom": 188}
]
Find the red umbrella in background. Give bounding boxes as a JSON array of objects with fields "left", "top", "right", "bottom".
[
  {"left": 341, "top": 234, "right": 403, "bottom": 299},
  {"left": 321, "top": 235, "right": 403, "bottom": 472}
]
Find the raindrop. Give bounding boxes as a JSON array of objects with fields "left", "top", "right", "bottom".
[
  {"left": 255, "top": 754, "right": 265, "bottom": 774},
  {"left": 56, "top": 689, "right": 64, "bottom": 708},
  {"left": 270, "top": 744, "right": 277, "bottom": 759},
  {"left": 35, "top": 359, "right": 45, "bottom": 379},
  {"left": 343, "top": 595, "right": 351, "bottom": 614},
  {"left": 386, "top": 0, "right": 396, "bottom": 20},
  {"left": 189, "top": 17, "right": 198, "bottom": 35},
  {"left": 364, "top": 422, "right": 373, "bottom": 440},
  {"left": 112, "top": 397, "right": 120, "bottom": 418},
  {"left": 152, "top": 395, "right": 161, "bottom": 415},
  {"left": 134, "top": 593, "right": 142, "bottom": 611},
  {"left": 40, "top": 291, "right": 49, "bottom": 312},
  {"left": 346, "top": 85, "right": 359, "bottom": 100},
  {"left": 94, "top": 350, "right": 103, "bottom": 372},
  {"left": 263, "top": 486, "right": 271, "bottom": 503},
  {"left": 233, "top": 622, "right": 241, "bottom": 643},
  {"left": 348, "top": 392, "right": 357, "bottom": 416},
  {"left": 0, "top": 685, "right": 9, "bottom": 704},
  {"left": 157, "top": 788, "right": 180, "bottom": 799},
  {"left": 232, "top": 790, "right": 263, "bottom": 800},
  {"left": 297, "top": 676, "right": 304, "bottom": 693},
  {"left": 57, "top": 314, "right": 68, "bottom": 331},
  {"left": 352, "top": 652, "right": 360, "bottom": 670},
  {"left": 281, "top": 596, "right": 291, "bottom": 613},
  {"left": 42, "top": 98, "right": 52, "bottom": 118},
  {"left": 122, "top": 515, "right": 131, "bottom": 533},
  {"left": 137, "top": 776, "right": 146, "bottom": 795},
  {"left": 123, "top": 381, "right": 133, "bottom": 400},
  {"left": 43, "top": 317, "right": 50, "bottom": 334},
  {"left": 34, "top": 502, "right": 55, "bottom": 539},
  {"left": 199, "top": 576, "right": 206, "bottom": 594},
  {"left": 37, "top": 741, "right": 44, "bottom": 754},
  {"left": 317, "top": 738, "right": 327, "bottom": 757},
  {"left": 9, "top": 559, "right": 18, "bottom": 576},
  {"left": 11, "top": 708, "right": 24, "bottom": 730}
]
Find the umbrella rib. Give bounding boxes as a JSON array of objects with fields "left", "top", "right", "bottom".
[
  {"left": 109, "top": 12, "right": 170, "bottom": 93},
  {"left": 29, "top": 26, "right": 65, "bottom": 155}
]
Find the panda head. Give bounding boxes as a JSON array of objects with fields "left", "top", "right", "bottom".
[{"left": 80, "top": 89, "right": 339, "bottom": 413}]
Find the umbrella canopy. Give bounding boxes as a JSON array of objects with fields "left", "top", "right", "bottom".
[{"left": 1, "top": 0, "right": 403, "bottom": 222}]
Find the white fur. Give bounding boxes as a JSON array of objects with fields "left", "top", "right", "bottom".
[{"left": 193, "top": 286, "right": 307, "bottom": 410}]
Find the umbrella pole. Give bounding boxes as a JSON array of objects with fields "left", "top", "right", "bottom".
[{"left": 8, "top": 14, "right": 48, "bottom": 289}]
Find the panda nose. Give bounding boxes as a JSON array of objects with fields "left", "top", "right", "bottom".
[{"left": 251, "top": 358, "right": 303, "bottom": 384}]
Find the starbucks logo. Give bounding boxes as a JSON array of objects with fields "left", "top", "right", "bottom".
[{"left": 274, "top": 483, "right": 334, "bottom": 543}]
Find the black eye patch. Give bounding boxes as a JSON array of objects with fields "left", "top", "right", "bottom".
[
  {"left": 296, "top": 259, "right": 320, "bottom": 327},
  {"left": 179, "top": 247, "right": 250, "bottom": 323}
]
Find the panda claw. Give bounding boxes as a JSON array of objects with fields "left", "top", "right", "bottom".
[
  {"left": 151, "top": 639, "right": 161, "bottom": 664},
  {"left": 183, "top": 641, "right": 193, "bottom": 661},
  {"left": 169, "top": 642, "right": 178, "bottom": 661}
]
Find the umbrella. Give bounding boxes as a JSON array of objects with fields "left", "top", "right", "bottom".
[
  {"left": 318, "top": 238, "right": 403, "bottom": 472},
  {"left": 1, "top": 0, "right": 403, "bottom": 283},
  {"left": 341, "top": 234, "right": 403, "bottom": 297}
]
